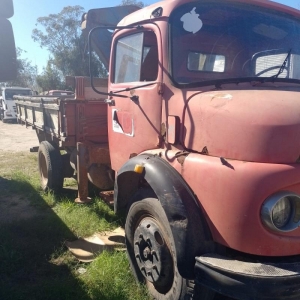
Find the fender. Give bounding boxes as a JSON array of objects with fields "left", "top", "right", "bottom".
[{"left": 114, "top": 153, "right": 212, "bottom": 278}]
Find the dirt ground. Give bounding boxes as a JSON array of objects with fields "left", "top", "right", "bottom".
[
  {"left": 0, "top": 120, "right": 40, "bottom": 223},
  {"left": 0, "top": 120, "right": 38, "bottom": 152}
]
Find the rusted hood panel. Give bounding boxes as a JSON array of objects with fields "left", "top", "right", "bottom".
[{"left": 183, "top": 87, "right": 300, "bottom": 163}]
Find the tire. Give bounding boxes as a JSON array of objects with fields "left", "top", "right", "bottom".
[
  {"left": 125, "top": 194, "right": 215, "bottom": 300},
  {"left": 38, "top": 141, "right": 63, "bottom": 192}
]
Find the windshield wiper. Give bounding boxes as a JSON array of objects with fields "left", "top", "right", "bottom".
[
  {"left": 272, "top": 49, "right": 292, "bottom": 79},
  {"left": 175, "top": 76, "right": 300, "bottom": 89}
]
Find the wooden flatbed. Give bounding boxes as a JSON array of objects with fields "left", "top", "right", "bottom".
[{"left": 14, "top": 77, "right": 113, "bottom": 203}]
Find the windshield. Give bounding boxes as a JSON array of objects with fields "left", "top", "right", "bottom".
[
  {"left": 4, "top": 89, "right": 31, "bottom": 100},
  {"left": 170, "top": 2, "right": 300, "bottom": 86}
]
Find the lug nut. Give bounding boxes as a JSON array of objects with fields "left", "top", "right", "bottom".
[
  {"left": 151, "top": 250, "right": 158, "bottom": 260},
  {"left": 152, "top": 265, "right": 159, "bottom": 274},
  {"left": 135, "top": 254, "right": 141, "bottom": 261}
]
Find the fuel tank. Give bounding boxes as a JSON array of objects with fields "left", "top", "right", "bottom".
[{"left": 183, "top": 86, "right": 300, "bottom": 163}]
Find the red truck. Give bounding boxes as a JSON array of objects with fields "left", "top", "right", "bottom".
[{"left": 11, "top": 0, "right": 300, "bottom": 299}]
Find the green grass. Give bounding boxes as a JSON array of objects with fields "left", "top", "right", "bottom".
[
  {"left": 53, "top": 198, "right": 119, "bottom": 237},
  {"left": 0, "top": 151, "right": 150, "bottom": 300},
  {"left": 82, "top": 251, "right": 149, "bottom": 300}
]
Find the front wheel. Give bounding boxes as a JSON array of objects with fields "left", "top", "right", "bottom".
[{"left": 125, "top": 196, "right": 215, "bottom": 300}]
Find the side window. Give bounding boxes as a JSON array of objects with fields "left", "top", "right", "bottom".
[
  {"left": 255, "top": 53, "right": 288, "bottom": 77},
  {"left": 253, "top": 49, "right": 300, "bottom": 78},
  {"left": 114, "top": 31, "right": 158, "bottom": 83}
]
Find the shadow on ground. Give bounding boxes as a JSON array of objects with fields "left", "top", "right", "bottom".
[{"left": 0, "top": 176, "right": 90, "bottom": 300}]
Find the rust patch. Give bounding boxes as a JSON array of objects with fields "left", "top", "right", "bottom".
[
  {"left": 176, "top": 151, "right": 189, "bottom": 165},
  {"left": 129, "top": 153, "right": 138, "bottom": 159},
  {"left": 157, "top": 82, "right": 164, "bottom": 95},
  {"left": 220, "top": 157, "right": 235, "bottom": 170},
  {"left": 177, "top": 156, "right": 186, "bottom": 165},
  {"left": 99, "top": 191, "right": 114, "bottom": 206},
  {"left": 211, "top": 93, "right": 233, "bottom": 100},
  {"left": 201, "top": 146, "right": 208, "bottom": 155},
  {"left": 160, "top": 123, "right": 166, "bottom": 137}
]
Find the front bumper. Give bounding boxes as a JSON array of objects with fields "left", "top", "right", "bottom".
[
  {"left": 195, "top": 253, "right": 300, "bottom": 300},
  {"left": 3, "top": 111, "right": 17, "bottom": 120}
]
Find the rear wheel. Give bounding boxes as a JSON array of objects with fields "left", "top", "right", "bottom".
[
  {"left": 38, "top": 141, "right": 63, "bottom": 192},
  {"left": 125, "top": 195, "right": 215, "bottom": 300}
]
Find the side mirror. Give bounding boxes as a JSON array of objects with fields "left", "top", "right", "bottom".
[
  {"left": 0, "top": 0, "right": 14, "bottom": 18},
  {"left": 0, "top": 0, "right": 17, "bottom": 81}
]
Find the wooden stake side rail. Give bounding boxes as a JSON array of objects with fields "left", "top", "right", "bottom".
[{"left": 15, "top": 97, "right": 109, "bottom": 147}]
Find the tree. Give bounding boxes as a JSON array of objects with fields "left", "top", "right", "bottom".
[
  {"left": 36, "top": 61, "right": 65, "bottom": 92},
  {"left": 32, "top": 6, "right": 106, "bottom": 78},
  {"left": 3, "top": 48, "right": 37, "bottom": 90},
  {"left": 119, "top": 0, "right": 145, "bottom": 8}
]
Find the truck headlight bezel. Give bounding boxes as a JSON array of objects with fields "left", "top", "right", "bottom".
[{"left": 261, "top": 191, "right": 300, "bottom": 232}]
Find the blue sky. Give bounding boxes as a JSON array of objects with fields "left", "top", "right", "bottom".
[{"left": 10, "top": 0, "right": 300, "bottom": 74}]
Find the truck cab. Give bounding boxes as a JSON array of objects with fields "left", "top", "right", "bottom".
[
  {"left": 84, "top": 1, "right": 300, "bottom": 299},
  {"left": 11, "top": 0, "right": 300, "bottom": 299},
  {"left": 0, "top": 87, "right": 31, "bottom": 122}
]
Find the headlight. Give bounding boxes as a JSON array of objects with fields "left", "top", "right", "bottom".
[
  {"left": 261, "top": 191, "right": 300, "bottom": 232},
  {"left": 271, "top": 197, "right": 292, "bottom": 228}
]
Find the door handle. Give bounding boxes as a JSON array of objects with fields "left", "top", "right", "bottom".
[{"left": 104, "top": 99, "right": 115, "bottom": 106}]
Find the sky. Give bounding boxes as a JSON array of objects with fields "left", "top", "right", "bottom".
[{"left": 9, "top": 0, "right": 300, "bottom": 74}]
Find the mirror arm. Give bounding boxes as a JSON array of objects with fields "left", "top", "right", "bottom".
[
  {"left": 88, "top": 25, "right": 143, "bottom": 99},
  {"left": 113, "top": 82, "right": 156, "bottom": 94}
]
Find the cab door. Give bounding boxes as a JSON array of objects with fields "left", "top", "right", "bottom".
[{"left": 108, "top": 25, "right": 163, "bottom": 171}]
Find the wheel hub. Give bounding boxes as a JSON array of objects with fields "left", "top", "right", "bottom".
[{"left": 133, "top": 217, "right": 173, "bottom": 284}]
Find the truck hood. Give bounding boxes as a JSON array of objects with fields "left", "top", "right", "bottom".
[{"left": 183, "top": 87, "right": 300, "bottom": 163}]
